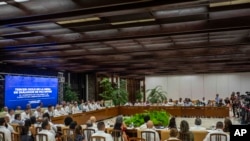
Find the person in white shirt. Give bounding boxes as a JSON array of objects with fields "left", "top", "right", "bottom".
[
  {"left": 21, "top": 108, "right": 31, "bottom": 121},
  {"left": 140, "top": 115, "right": 150, "bottom": 129},
  {"left": 42, "top": 113, "right": 57, "bottom": 136},
  {"left": 90, "top": 116, "right": 97, "bottom": 128},
  {"left": 54, "top": 104, "right": 68, "bottom": 117},
  {"left": 11, "top": 113, "right": 24, "bottom": 126},
  {"left": 33, "top": 106, "right": 43, "bottom": 120},
  {"left": 177, "top": 98, "right": 184, "bottom": 106},
  {"left": 0, "top": 117, "right": 11, "bottom": 141},
  {"left": 203, "top": 121, "right": 230, "bottom": 141},
  {"left": 142, "top": 120, "right": 160, "bottom": 141},
  {"left": 6, "top": 109, "right": 15, "bottom": 123},
  {"left": 72, "top": 102, "right": 81, "bottom": 114},
  {"left": 62, "top": 102, "right": 71, "bottom": 114},
  {"left": 82, "top": 102, "right": 90, "bottom": 112},
  {"left": 190, "top": 117, "right": 206, "bottom": 131},
  {"left": 2, "top": 106, "right": 8, "bottom": 114},
  {"left": 91, "top": 121, "right": 113, "bottom": 141},
  {"left": 88, "top": 101, "right": 96, "bottom": 111},
  {"left": 4, "top": 114, "right": 14, "bottom": 133},
  {"left": 200, "top": 97, "right": 207, "bottom": 106},
  {"left": 94, "top": 101, "right": 102, "bottom": 110},
  {"left": 38, "top": 119, "right": 56, "bottom": 141},
  {"left": 44, "top": 105, "right": 55, "bottom": 117},
  {"left": 167, "top": 99, "right": 175, "bottom": 106}
]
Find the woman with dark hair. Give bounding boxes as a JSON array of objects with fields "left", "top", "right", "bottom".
[
  {"left": 64, "top": 116, "right": 73, "bottom": 127},
  {"left": 21, "top": 119, "right": 34, "bottom": 141},
  {"left": 223, "top": 117, "right": 232, "bottom": 132},
  {"left": 112, "top": 115, "right": 128, "bottom": 141},
  {"left": 168, "top": 117, "right": 177, "bottom": 129},
  {"left": 178, "top": 120, "right": 194, "bottom": 141},
  {"left": 74, "top": 125, "right": 85, "bottom": 141}
]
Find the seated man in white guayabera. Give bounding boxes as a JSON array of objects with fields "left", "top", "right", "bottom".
[
  {"left": 44, "top": 105, "right": 55, "bottom": 117},
  {"left": 54, "top": 104, "right": 68, "bottom": 117},
  {"left": 0, "top": 117, "right": 11, "bottom": 141},
  {"left": 91, "top": 121, "right": 113, "bottom": 141},
  {"left": 203, "top": 121, "right": 229, "bottom": 141},
  {"left": 141, "top": 120, "right": 160, "bottom": 141},
  {"left": 37, "top": 119, "right": 56, "bottom": 141},
  {"left": 190, "top": 117, "right": 206, "bottom": 131},
  {"left": 21, "top": 108, "right": 31, "bottom": 121},
  {"left": 82, "top": 102, "right": 90, "bottom": 112},
  {"left": 33, "top": 106, "right": 43, "bottom": 120},
  {"left": 72, "top": 101, "right": 81, "bottom": 114}
]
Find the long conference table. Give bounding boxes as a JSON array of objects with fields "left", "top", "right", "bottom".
[{"left": 51, "top": 106, "right": 229, "bottom": 125}]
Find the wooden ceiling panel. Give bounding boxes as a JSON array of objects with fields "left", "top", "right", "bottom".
[{"left": 0, "top": 0, "right": 250, "bottom": 76}]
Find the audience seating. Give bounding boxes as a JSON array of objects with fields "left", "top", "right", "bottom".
[
  {"left": 128, "top": 137, "right": 146, "bottom": 141},
  {"left": 62, "top": 128, "right": 74, "bottom": 141},
  {"left": 111, "top": 129, "right": 124, "bottom": 141},
  {"left": 192, "top": 130, "right": 209, "bottom": 141},
  {"left": 83, "top": 128, "right": 96, "bottom": 141},
  {"left": 91, "top": 135, "right": 106, "bottom": 141},
  {"left": 209, "top": 133, "right": 228, "bottom": 141},
  {"left": 0, "top": 131, "right": 5, "bottom": 141},
  {"left": 160, "top": 130, "right": 208, "bottom": 141},
  {"left": 11, "top": 132, "right": 20, "bottom": 141},
  {"left": 141, "top": 130, "right": 156, "bottom": 141},
  {"left": 35, "top": 133, "right": 48, "bottom": 141},
  {"left": 35, "top": 126, "right": 42, "bottom": 135},
  {"left": 160, "top": 130, "right": 170, "bottom": 141}
]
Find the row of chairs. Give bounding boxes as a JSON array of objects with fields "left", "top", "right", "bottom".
[
  {"left": 61, "top": 128, "right": 146, "bottom": 141},
  {"left": 90, "top": 136, "right": 145, "bottom": 141}
]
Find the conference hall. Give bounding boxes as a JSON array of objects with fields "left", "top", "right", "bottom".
[{"left": 0, "top": 0, "right": 250, "bottom": 141}]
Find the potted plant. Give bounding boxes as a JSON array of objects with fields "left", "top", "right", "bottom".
[
  {"left": 124, "top": 110, "right": 171, "bottom": 127},
  {"left": 99, "top": 78, "right": 128, "bottom": 106},
  {"left": 146, "top": 85, "right": 167, "bottom": 104},
  {"left": 63, "top": 84, "right": 79, "bottom": 102}
]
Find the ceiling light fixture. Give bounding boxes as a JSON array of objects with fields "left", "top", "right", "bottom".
[
  {"left": 210, "top": 0, "right": 250, "bottom": 7},
  {"left": 57, "top": 17, "right": 101, "bottom": 24},
  {"left": 0, "top": 2, "right": 7, "bottom": 5},
  {"left": 111, "top": 18, "right": 155, "bottom": 25},
  {"left": 14, "top": 0, "right": 29, "bottom": 2}
]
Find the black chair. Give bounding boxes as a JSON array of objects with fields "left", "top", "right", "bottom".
[
  {"left": 111, "top": 129, "right": 124, "bottom": 141},
  {"left": 83, "top": 128, "right": 96, "bottom": 141},
  {"left": 209, "top": 133, "right": 228, "bottom": 141},
  {"left": 141, "top": 130, "right": 156, "bottom": 141}
]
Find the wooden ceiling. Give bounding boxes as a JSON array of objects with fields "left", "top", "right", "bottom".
[{"left": 1, "top": 0, "right": 250, "bottom": 77}]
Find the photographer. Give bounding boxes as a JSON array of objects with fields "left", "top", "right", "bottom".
[{"left": 239, "top": 92, "right": 250, "bottom": 124}]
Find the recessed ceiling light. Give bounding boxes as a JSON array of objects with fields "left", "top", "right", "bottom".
[
  {"left": 57, "top": 17, "right": 101, "bottom": 24},
  {"left": 0, "top": 2, "right": 7, "bottom": 5},
  {"left": 14, "top": 0, "right": 29, "bottom": 2},
  {"left": 111, "top": 18, "right": 155, "bottom": 25}
]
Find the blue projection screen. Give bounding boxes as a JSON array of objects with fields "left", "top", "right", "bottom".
[{"left": 5, "top": 75, "right": 58, "bottom": 109}]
